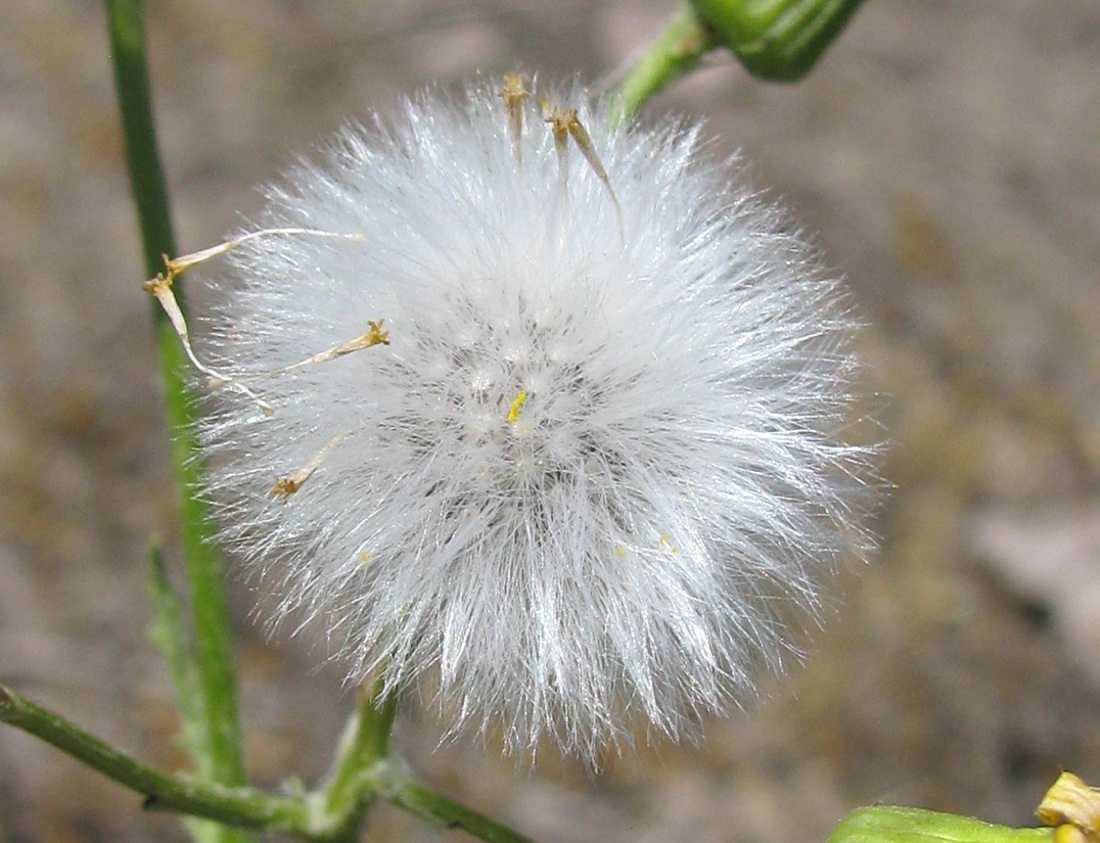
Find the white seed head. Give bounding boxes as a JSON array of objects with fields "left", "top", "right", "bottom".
[{"left": 194, "top": 79, "right": 873, "bottom": 763}]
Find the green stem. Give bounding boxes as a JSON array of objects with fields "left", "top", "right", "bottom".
[
  {"left": 610, "top": 2, "right": 719, "bottom": 123},
  {"left": 316, "top": 680, "right": 398, "bottom": 841},
  {"left": 105, "top": 0, "right": 176, "bottom": 271},
  {"left": 0, "top": 684, "right": 538, "bottom": 843},
  {"left": 0, "top": 685, "right": 300, "bottom": 832},
  {"left": 105, "top": 0, "right": 247, "bottom": 803},
  {"left": 385, "top": 778, "right": 540, "bottom": 843},
  {"left": 310, "top": 680, "right": 545, "bottom": 843}
]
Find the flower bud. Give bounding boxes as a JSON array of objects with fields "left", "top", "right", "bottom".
[{"left": 690, "top": 0, "right": 865, "bottom": 80}]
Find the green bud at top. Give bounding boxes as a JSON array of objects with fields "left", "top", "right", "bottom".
[{"left": 688, "top": 0, "right": 865, "bottom": 80}]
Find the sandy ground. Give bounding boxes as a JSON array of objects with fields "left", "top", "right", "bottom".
[{"left": 2, "top": 1, "right": 1100, "bottom": 841}]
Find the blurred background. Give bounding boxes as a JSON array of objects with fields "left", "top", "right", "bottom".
[{"left": 2, "top": 0, "right": 1100, "bottom": 841}]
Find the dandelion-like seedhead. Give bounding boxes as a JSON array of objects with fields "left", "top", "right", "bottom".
[{"left": 192, "top": 78, "right": 871, "bottom": 762}]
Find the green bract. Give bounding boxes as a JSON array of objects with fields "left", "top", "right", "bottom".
[{"left": 689, "top": 0, "right": 865, "bottom": 80}]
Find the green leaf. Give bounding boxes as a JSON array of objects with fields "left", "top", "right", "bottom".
[
  {"left": 828, "top": 806, "right": 1055, "bottom": 843},
  {"left": 147, "top": 541, "right": 207, "bottom": 769},
  {"left": 148, "top": 543, "right": 224, "bottom": 843}
]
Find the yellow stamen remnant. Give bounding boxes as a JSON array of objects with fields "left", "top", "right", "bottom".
[
  {"left": 268, "top": 430, "right": 350, "bottom": 503},
  {"left": 210, "top": 319, "right": 391, "bottom": 391},
  {"left": 507, "top": 390, "right": 529, "bottom": 423},
  {"left": 1038, "top": 772, "right": 1100, "bottom": 843},
  {"left": 144, "top": 228, "right": 367, "bottom": 415},
  {"left": 1056, "top": 826, "right": 1091, "bottom": 843},
  {"left": 658, "top": 534, "right": 679, "bottom": 553},
  {"left": 541, "top": 96, "right": 574, "bottom": 201},
  {"left": 540, "top": 97, "right": 623, "bottom": 239},
  {"left": 364, "top": 319, "right": 390, "bottom": 347},
  {"left": 269, "top": 475, "right": 303, "bottom": 503},
  {"left": 614, "top": 546, "right": 627, "bottom": 558},
  {"left": 499, "top": 73, "right": 532, "bottom": 166},
  {"left": 359, "top": 552, "right": 372, "bottom": 566},
  {"left": 143, "top": 273, "right": 274, "bottom": 415},
  {"left": 163, "top": 228, "right": 364, "bottom": 279}
]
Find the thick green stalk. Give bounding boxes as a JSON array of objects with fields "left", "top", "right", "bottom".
[
  {"left": 105, "top": 0, "right": 247, "bottom": 822},
  {"left": 321, "top": 683, "right": 397, "bottom": 803},
  {"left": 314, "top": 681, "right": 398, "bottom": 841}
]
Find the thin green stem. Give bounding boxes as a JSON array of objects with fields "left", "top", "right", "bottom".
[
  {"left": 610, "top": 2, "right": 719, "bottom": 124},
  {"left": 105, "top": 0, "right": 175, "bottom": 273},
  {"left": 0, "top": 685, "right": 301, "bottom": 833},
  {"left": 105, "top": 0, "right": 247, "bottom": 809},
  {"left": 384, "top": 779, "right": 540, "bottom": 843},
  {"left": 0, "top": 684, "right": 538, "bottom": 843}
]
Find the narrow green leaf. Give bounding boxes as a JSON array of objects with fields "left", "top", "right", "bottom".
[
  {"left": 147, "top": 541, "right": 207, "bottom": 769},
  {"left": 828, "top": 806, "right": 1055, "bottom": 843},
  {"left": 148, "top": 543, "right": 223, "bottom": 843}
]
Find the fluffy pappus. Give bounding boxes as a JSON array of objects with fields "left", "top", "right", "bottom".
[{"left": 190, "top": 78, "right": 873, "bottom": 763}]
